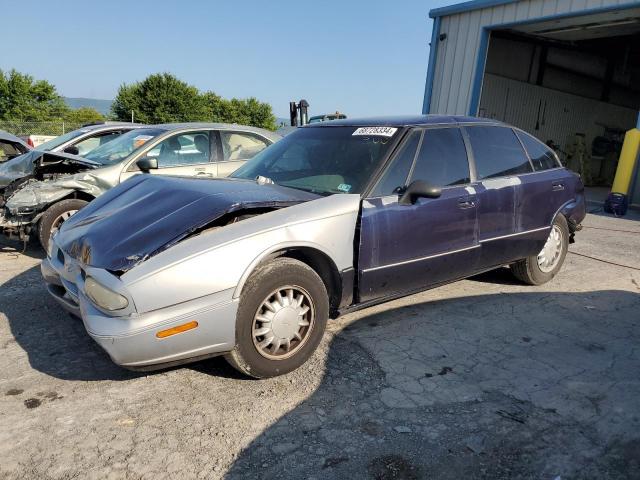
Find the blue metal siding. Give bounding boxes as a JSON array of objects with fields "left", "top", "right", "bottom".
[{"left": 423, "top": 0, "right": 640, "bottom": 115}]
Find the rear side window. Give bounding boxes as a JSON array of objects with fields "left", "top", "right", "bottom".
[
  {"left": 466, "top": 126, "right": 532, "bottom": 179},
  {"left": 516, "top": 131, "right": 560, "bottom": 171},
  {"left": 372, "top": 130, "right": 420, "bottom": 196},
  {"left": 409, "top": 127, "right": 470, "bottom": 186}
]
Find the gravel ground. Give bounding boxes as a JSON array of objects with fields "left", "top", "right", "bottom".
[{"left": 1, "top": 211, "right": 639, "bottom": 479}]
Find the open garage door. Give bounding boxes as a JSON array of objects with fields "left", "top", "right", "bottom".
[{"left": 478, "top": 6, "right": 640, "bottom": 198}]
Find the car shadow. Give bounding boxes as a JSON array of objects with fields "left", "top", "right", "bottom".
[
  {"left": 226, "top": 289, "right": 640, "bottom": 479},
  {"left": 468, "top": 266, "right": 523, "bottom": 285},
  {"left": 0, "top": 236, "right": 43, "bottom": 261}
]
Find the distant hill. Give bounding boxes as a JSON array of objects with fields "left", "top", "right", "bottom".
[{"left": 64, "top": 97, "right": 113, "bottom": 116}]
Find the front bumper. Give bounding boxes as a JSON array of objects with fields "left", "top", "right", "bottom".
[{"left": 41, "top": 245, "right": 239, "bottom": 369}]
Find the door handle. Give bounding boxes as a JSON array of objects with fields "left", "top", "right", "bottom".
[
  {"left": 458, "top": 195, "right": 476, "bottom": 209},
  {"left": 552, "top": 182, "right": 565, "bottom": 191}
]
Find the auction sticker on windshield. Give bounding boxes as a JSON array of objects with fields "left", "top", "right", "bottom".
[
  {"left": 352, "top": 127, "right": 397, "bottom": 137},
  {"left": 133, "top": 135, "right": 154, "bottom": 148}
]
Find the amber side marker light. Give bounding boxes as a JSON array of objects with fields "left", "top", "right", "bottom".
[{"left": 156, "top": 321, "right": 199, "bottom": 339}]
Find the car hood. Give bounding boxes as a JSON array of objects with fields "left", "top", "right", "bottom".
[
  {"left": 0, "top": 150, "right": 99, "bottom": 188},
  {"left": 55, "top": 174, "right": 320, "bottom": 272}
]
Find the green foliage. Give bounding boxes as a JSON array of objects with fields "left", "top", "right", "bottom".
[
  {"left": 204, "top": 94, "right": 277, "bottom": 131},
  {"left": 111, "top": 73, "right": 209, "bottom": 124},
  {"left": 0, "top": 69, "right": 105, "bottom": 135},
  {"left": 63, "top": 106, "right": 105, "bottom": 125},
  {"left": 112, "top": 73, "right": 277, "bottom": 130},
  {"left": 0, "top": 69, "right": 67, "bottom": 121}
]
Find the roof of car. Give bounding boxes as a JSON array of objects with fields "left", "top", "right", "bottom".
[
  {"left": 79, "top": 122, "right": 144, "bottom": 131},
  {"left": 150, "top": 122, "right": 282, "bottom": 139},
  {"left": 304, "top": 115, "right": 505, "bottom": 127}
]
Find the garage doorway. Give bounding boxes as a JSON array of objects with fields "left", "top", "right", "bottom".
[{"left": 477, "top": 6, "right": 640, "bottom": 199}]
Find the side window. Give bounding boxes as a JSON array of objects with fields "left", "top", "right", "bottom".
[
  {"left": 148, "top": 131, "right": 211, "bottom": 167},
  {"left": 0, "top": 141, "right": 21, "bottom": 161},
  {"left": 74, "top": 132, "right": 121, "bottom": 156},
  {"left": 221, "top": 132, "right": 269, "bottom": 161},
  {"left": 466, "top": 126, "right": 533, "bottom": 179},
  {"left": 516, "top": 131, "right": 560, "bottom": 171},
  {"left": 371, "top": 130, "right": 421, "bottom": 196},
  {"left": 409, "top": 127, "right": 470, "bottom": 186}
]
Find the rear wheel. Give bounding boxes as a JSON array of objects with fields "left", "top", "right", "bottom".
[
  {"left": 511, "top": 214, "right": 569, "bottom": 285},
  {"left": 38, "top": 199, "right": 88, "bottom": 251},
  {"left": 225, "top": 257, "right": 329, "bottom": 378}
]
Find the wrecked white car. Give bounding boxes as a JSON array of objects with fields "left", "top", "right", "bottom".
[{"left": 1, "top": 123, "right": 280, "bottom": 249}]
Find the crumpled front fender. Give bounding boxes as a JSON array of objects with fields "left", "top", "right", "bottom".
[{"left": 5, "top": 172, "right": 112, "bottom": 214}]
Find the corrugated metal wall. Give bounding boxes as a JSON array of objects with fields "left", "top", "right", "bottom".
[
  {"left": 428, "top": 0, "right": 629, "bottom": 115},
  {"left": 479, "top": 72, "right": 637, "bottom": 149}
]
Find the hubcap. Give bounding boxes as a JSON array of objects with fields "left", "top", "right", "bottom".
[
  {"left": 252, "top": 286, "right": 315, "bottom": 360},
  {"left": 51, "top": 210, "right": 78, "bottom": 237},
  {"left": 537, "top": 225, "right": 563, "bottom": 273}
]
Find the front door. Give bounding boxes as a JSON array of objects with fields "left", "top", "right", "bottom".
[
  {"left": 120, "top": 130, "right": 218, "bottom": 182},
  {"left": 358, "top": 127, "right": 479, "bottom": 303}
]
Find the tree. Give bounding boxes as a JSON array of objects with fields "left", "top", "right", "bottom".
[
  {"left": 111, "top": 73, "right": 209, "bottom": 124},
  {"left": 202, "top": 93, "right": 277, "bottom": 131},
  {"left": 112, "top": 73, "right": 277, "bottom": 130},
  {"left": 64, "top": 107, "right": 104, "bottom": 125},
  {"left": 0, "top": 69, "right": 67, "bottom": 121}
]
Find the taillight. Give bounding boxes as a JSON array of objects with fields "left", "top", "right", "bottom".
[{"left": 27, "top": 137, "right": 35, "bottom": 148}]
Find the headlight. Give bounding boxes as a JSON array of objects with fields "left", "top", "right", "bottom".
[{"left": 84, "top": 277, "right": 129, "bottom": 311}]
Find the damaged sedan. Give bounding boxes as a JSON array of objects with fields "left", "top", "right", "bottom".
[
  {"left": 42, "top": 116, "right": 586, "bottom": 378},
  {"left": 2, "top": 123, "right": 279, "bottom": 249}
]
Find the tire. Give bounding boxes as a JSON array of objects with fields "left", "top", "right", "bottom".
[
  {"left": 511, "top": 214, "right": 569, "bottom": 285},
  {"left": 38, "top": 199, "right": 88, "bottom": 251},
  {"left": 225, "top": 257, "right": 329, "bottom": 379}
]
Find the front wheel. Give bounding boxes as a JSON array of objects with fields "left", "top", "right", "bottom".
[
  {"left": 38, "top": 199, "right": 88, "bottom": 251},
  {"left": 511, "top": 214, "right": 569, "bottom": 285},
  {"left": 225, "top": 257, "right": 329, "bottom": 378}
]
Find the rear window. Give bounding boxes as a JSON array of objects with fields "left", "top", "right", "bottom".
[
  {"left": 516, "top": 131, "right": 560, "bottom": 171},
  {"left": 466, "top": 126, "right": 533, "bottom": 179}
]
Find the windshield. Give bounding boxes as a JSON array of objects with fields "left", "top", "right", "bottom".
[
  {"left": 231, "top": 126, "right": 399, "bottom": 195},
  {"left": 38, "top": 129, "right": 92, "bottom": 151},
  {"left": 84, "top": 128, "right": 165, "bottom": 165}
]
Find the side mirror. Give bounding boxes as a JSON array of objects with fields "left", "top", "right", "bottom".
[
  {"left": 136, "top": 157, "right": 158, "bottom": 173},
  {"left": 398, "top": 180, "right": 442, "bottom": 205},
  {"left": 63, "top": 145, "right": 79, "bottom": 155}
]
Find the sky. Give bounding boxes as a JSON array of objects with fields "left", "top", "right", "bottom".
[{"left": 0, "top": 0, "right": 452, "bottom": 118}]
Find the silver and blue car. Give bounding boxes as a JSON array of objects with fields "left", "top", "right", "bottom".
[{"left": 41, "top": 116, "right": 586, "bottom": 378}]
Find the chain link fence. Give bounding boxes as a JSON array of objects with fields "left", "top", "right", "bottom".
[{"left": 0, "top": 120, "right": 84, "bottom": 137}]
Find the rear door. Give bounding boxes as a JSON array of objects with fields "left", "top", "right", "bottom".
[
  {"left": 217, "top": 131, "right": 271, "bottom": 177},
  {"left": 515, "top": 129, "right": 572, "bottom": 225},
  {"left": 464, "top": 125, "right": 544, "bottom": 268},
  {"left": 358, "top": 126, "right": 479, "bottom": 303}
]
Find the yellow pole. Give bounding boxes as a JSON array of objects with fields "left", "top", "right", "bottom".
[{"left": 610, "top": 128, "right": 640, "bottom": 195}]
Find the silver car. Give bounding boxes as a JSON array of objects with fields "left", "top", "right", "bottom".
[
  {"left": 2, "top": 123, "right": 279, "bottom": 249},
  {"left": 41, "top": 116, "right": 585, "bottom": 378}
]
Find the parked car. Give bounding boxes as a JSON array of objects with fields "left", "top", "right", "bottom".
[
  {"left": 2, "top": 123, "right": 279, "bottom": 249},
  {"left": 0, "top": 122, "right": 142, "bottom": 192},
  {"left": 0, "top": 130, "right": 31, "bottom": 163},
  {"left": 21, "top": 134, "right": 56, "bottom": 148},
  {"left": 307, "top": 111, "right": 347, "bottom": 124},
  {"left": 42, "top": 115, "right": 585, "bottom": 378}
]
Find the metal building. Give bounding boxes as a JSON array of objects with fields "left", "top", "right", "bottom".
[{"left": 423, "top": 0, "right": 640, "bottom": 204}]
